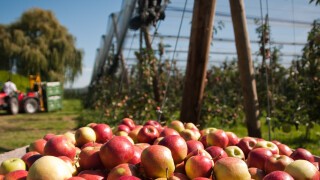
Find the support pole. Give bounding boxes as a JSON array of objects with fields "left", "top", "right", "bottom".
[
  {"left": 180, "top": 0, "right": 216, "bottom": 124},
  {"left": 229, "top": 0, "right": 261, "bottom": 137}
]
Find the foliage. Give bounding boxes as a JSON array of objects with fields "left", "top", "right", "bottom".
[
  {"left": 0, "top": 8, "right": 83, "bottom": 84},
  {"left": 0, "top": 70, "right": 29, "bottom": 92}
]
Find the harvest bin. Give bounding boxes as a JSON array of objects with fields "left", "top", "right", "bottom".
[{"left": 42, "top": 82, "right": 63, "bottom": 112}]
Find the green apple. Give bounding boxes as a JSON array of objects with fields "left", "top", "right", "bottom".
[
  {"left": 0, "top": 158, "right": 26, "bottom": 174},
  {"left": 75, "top": 127, "right": 96, "bottom": 147},
  {"left": 224, "top": 146, "right": 245, "bottom": 160}
]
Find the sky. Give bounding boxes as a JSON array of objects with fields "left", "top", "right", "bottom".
[{"left": 0, "top": 0, "right": 319, "bottom": 88}]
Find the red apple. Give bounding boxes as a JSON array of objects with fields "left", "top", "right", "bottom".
[
  {"left": 81, "top": 142, "right": 103, "bottom": 149},
  {"left": 99, "top": 136, "right": 134, "bottom": 170},
  {"left": 263, "top": 170, "right": 294, "bottom": 180},
  {"left": 206, "top": 129, "right": 229, "bottom": 149},
  {"left": 79, "top": 146, "right": 104, "bottom": 170},
  {"left": 277, "top": 143, "right": 293, "bottom": 156},
  {"left": 75, "top": 127, "right": 97, "bottom": 148},
  {"left": 44, "top": 135, "right": 77, "bottom": 160},
  {"left": 140, "top": 145, "right": 175, "bottom": 178},
  {"left": 236, "top": 137, "right": 257, "bottom": 158},
  {"left": 59, "top": 156, "right": 77, "bottom": 176},
  {"left": 254, "top": 140, "right": 279, "bottom": 154},
  {"left": 134, "top": 143, "right": 150, "bottom": 151},
  {"left": 185, "top": 155, "right": 213, "bottom": 179},
  {"left": 87, "top": 123, "right": 97, "bottom": 128},
  {"left": 118, "top": 176, "right": 141, "bottom": 180},
  {"left": 67, "top": 177, "right": 86, "bottom": 180},
  {"left": 264, "top": 154, "right": 294, "bottom": 174},
  {"left": 153, "top": 137, "right": 164, "bottom": 145},
  {"left": 21, "top": 151, "right": 40, "bottom": 166},
  {"left": 117, "top": 124, "right": 131, "bottom": 133},
  {"left": 128, "top": 146, "right": 143, "bottom": 165},
  {"left": 224, "top": 145, "right": 245, "bottom": 160},
  {"left": 247, "top": 148, "right": 273, "bottom": 171},
  {"left": 28, "top": 139, "right": 47, "bottom": 154},
  {"left": 144, "top": 120, "right": 163, "bottom": 132},
  {"left": 78, "top": 169, "right": 106, "bottom": 180},
  {"left": 205, "top": 146, "right": 228, "bottom": 162},
  {"left": 27, "top": 156, "right": 73, "bottom": 180},
  {"left": 170, "top": 172, "right": 189, "bottom": 180},
  {"left": 4, "top": 170, "right": 28, "bottom": 180},
  {"left": 199, "top": 135, "right": 208, "bottom": 148},
  {"left": 121, "top": 118, "right": 136, "bottom": 130},
  {"left": 225, "top": 131, "right": 240, "bottom": 146},
  {"left": 25, "top": 154, "right": 43, "bottom": 169},
  {"left": 289, "top": 148, "right": 315, "bottom": 162},
  {"left": 214, "top": 157, "right": 251, "bottom": 180},
  {"left": 158, "top": 135, "right": 188, "bottom": 164},
  {"left": 285, "top": 160, "right": 319, "bottom": 180},
  {"left": 43, "top": 133, "right": 56, "bottom": 141},
  {"left": 248, "top": 167, "right": 265, "bottom": 180},
  {"left": 272, "top": 140, "right": 282, "bottom": 145},
  {"left": 159, "top": 127, "right": 179, "bottom": 137},
  {"left": 185, "top": 149, "right": 212, "bottom": 163},
  {"left": 137, "top": 125, "right": 159, "bottom": 144},
  {"left": 92, "top": 123, "right": 113, "bottom": 143},
  {"left": 168, "top": 120, "right": 185, "bottom": 133},
  {"left": 107, "top": 163, "right": 139, "bottom": 180},
  {"left": 186, "top": 140, "right": 204, "bottom": 154},
  {"left": 175, "top": 161, "right": 186, "bottom": 174}
]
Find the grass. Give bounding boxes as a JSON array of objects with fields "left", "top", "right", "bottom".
[
  {"left": 0, "top": 98, "right": 319, "bottom": 157},
  {"left": 0, "top": 99, "right": 81, "bottom": 153}
]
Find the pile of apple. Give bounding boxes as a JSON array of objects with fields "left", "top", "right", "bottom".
[{"left": 0, "top": 118, "right": 319, "bottom": 180}]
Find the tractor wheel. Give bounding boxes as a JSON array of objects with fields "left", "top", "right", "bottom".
[
  {"left": 8, "top": 97, "right": 19, "bottom": 115},
  {"left": 24, "top": 98, "right": 39, "bottom": 114}
]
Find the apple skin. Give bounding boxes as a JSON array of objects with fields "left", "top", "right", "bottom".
[
  {"left": 158, "top": 135, "right": 188, "bottom": 164},
  {"left": 99, "top": 136, "right": 134, "bottom": 170},
  {"left": 78, "top": 169, "right": 106, "bottom": 180},
  {"left": 4, "top": 170, "right": 28, "bottom": 180},
  {"left": 186, "top": 140, "right": 204, "bottom": 154},
  {"left": 59, "top": 156, "right": 78, "bottom": 176},
  {"left": 184, "top": 122, "right": 199, "bottom": 132},
  {"left": 247, "top": 148, "right": 273, "bottom": 171},
  {"left": 107, "top": 163, "right": 139, "bottom": 180},
  {"left": 144, "top": 120, "right": 163, "bottom": 132},
  {"left": 75, "top": 127, "right": 97, "bottom": 148},
  {"left": 118, "top": 175, "right": 141, "bottom": 180},
  {"left": 263, "top": 171, "right": 294, "bottom": 180},
  {"left": 134, "top": 143, "right": 150, "bottom": 151},
  {"left": 25, "top": 154, "right": 43, "bottom": 169},
  {"left": 236, "top": 136, "right": 257, "bottom": 158},
  {"left": 121, "top": 118, "right": 136, "bottom": 130},
  {"left": 128, "top": 125, "right": 143, "bottom": 143},
  {"left": 264, "top": 154, "right": 294, "bottom": 174},
  {"left": 214, "top": 157, "right": 251, "bottom": 180},
  {"left": 117, "top": 124, "right": 131, "bottom": 134},
  {"left": 169, "top": 172, "right": 189, "bottom": 180},
  {"left": 277, "top": 143, "right": 293, "bottom": 156},
  {"left": 21, "top": 151, "right": 40, "bottom": 166},
  {"left": 44, "top": 135, "right": 77, "bottom": 160},
  {"left": 199, "top": 135, "right": 208, "bottom": 148},
  {"left": 92, "top": 123, "right": 113, "bottom": 143},
  {"left": 205, "top": 146, "right": 228, "bottom": 162},
  {"left": 79, "top": 146, "right": 104, "bottom": 170},
  {"left": 137, "top": 125, "right": 159, "bottom": 144},
  {"left": 284, "top": 160, "right": 319, "bottom": 180},
  {"left": 225, "top": 131, "right": 240, "bottom": 146},
  {"left": 128, "top": 146, "right": 143, "bottom": 165},
  {"left": 185, "top": 155, "right": 213, "bottom": 179},
  {"left": 167, "top": 120, "right": 185, "bottom": 133},
  {"left": 248, "top": 167, "right": 265, "bottom": 180},
  {"left": 185, "top": 149, "right": 212, "bottom": 163},
  {"left": 28, "top": 139, "right": 47, "bottom": 154},
  {"left": 289, "top": 148, "right": 315, "bottom": 163},
  {"left": 43, "top": 133, "right": 55, "bottom": 141},
  {"left": 224, "top": 145, "right": 245, "bottom": 160},
  {"left": 253, "top": 140, "right": 279, "bottom": 154},
  {"left": 81, "top": 142, "right": 103, "bottom": 149},
  {"left": 0, "top": 158, "right": 26, "bottom": 174},
  {"left": 180, "top": 129, "right": 198, "bottom": 141},
  {"left": 140, "top": 145, "right": 175, "bottom": 179},
  {"left": 206, "top": 129, "right": 229, "bottom": 149},
  {"left": 27, "top": 156, "right": 73, "bottom": 180},
  {"left": 159, "top": 127, "right": 179, "bottom": 137},
  {"left": 67, "top": 177, "right": 86, "bottom": 180}
]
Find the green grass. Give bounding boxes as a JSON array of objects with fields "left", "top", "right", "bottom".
[
  {"left": 0, "top": 71, "right": 30, "bottom": 92},
  {"left": 0, "top": 99, "right": 81, "bottom": 153}
]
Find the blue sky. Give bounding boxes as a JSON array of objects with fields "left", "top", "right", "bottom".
[{"left": 0, "top": 0, "right": 319, "bottom": 88}]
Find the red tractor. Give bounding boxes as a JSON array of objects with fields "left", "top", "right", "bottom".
[{"left": 0, "top": 91, "right": 40, "bottom": 114}]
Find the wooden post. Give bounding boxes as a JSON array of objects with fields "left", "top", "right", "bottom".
[
  {"left": 180, "top": 0, "right": 216, "bottom": 124},
  {"left": 229, "top": 0, "right": 261, "bottom": 137}
]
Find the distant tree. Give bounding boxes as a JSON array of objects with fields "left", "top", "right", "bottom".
[
  {"left": 309, "top": 0, "right": 320, "bottom": 5},
  {"left": 0, "top": 8, "right": 83, "bottom": 83}
]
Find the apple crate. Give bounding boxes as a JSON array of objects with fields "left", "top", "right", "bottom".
[{"left": 0, "top": 146, "right": 28, "bottom": 164}]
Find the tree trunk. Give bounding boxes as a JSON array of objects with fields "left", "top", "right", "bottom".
[
  {"left": 180, "top": 0, "right": 216, "bottom": 125},
  {"left": 229, "top": 0, "right": 262, "bottom": 137}
]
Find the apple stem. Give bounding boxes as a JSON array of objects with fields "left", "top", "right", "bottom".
[{"left": 166, "top": 167, "right": 169, "bottom": 178}]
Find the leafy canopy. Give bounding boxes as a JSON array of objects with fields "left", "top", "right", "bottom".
[{"left": 0, "top": 8, "right": 83, "bottom": 83}]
